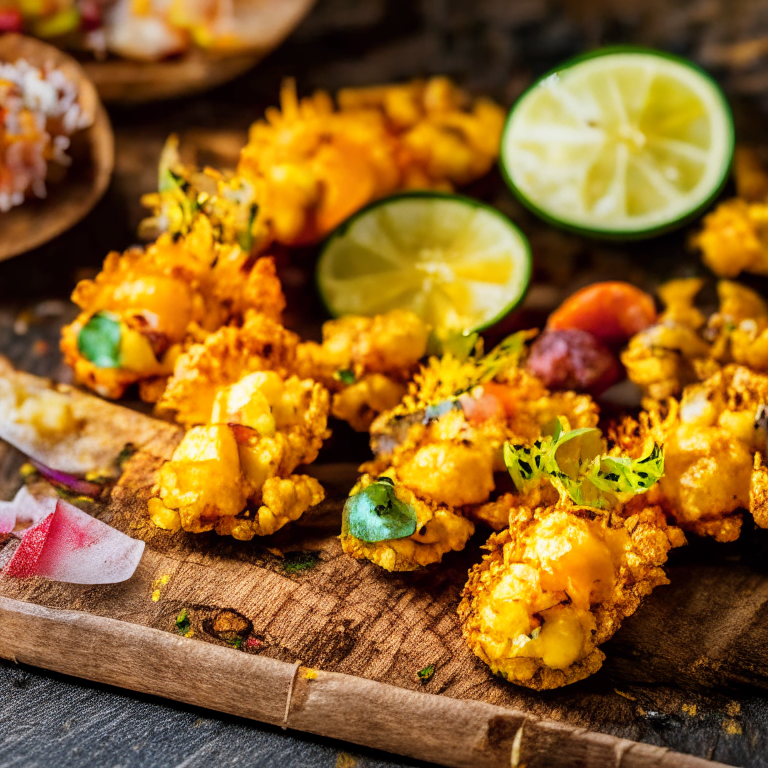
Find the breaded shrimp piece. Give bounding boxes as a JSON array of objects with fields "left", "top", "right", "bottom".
[
  {"left": 459, "top": 500, "right": 684, "bottom": 690},
  {"left": 341, "top": 473, "right": 475, "bottom": 571},
  {"left": 296, "top": 309, "right": 429, "bottom": 431}
]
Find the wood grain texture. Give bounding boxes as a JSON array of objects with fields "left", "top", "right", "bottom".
[
  {"left": 0, "top": 597, "right": 727, "bottom": 768},
  {"left": 0, "top": 398, "right": 765, "bottom": 768},
  {"left": 0, "top": 35, "right": 114, "bottom": 264}
]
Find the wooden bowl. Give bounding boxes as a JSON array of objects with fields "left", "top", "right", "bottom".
[
  {"left": 0, "top": 34, "right": 115, "bottom": 264},
  {"left": 83, "top": 0, "right": 316, "bottom": 104}
]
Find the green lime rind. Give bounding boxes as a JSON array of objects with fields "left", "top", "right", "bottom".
[
  {"left": 316, "top": 190, "right": 532, "bottom": 335},
  {"left": 500, "top": 45, "right": 736, "bottom": 241}
]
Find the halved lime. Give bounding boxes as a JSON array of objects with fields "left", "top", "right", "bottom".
[
  {"left": 316, "top": 191, "right": 532, "bottom": 335},
  {"left": 501, "top": 47, "right": 735, "bottom": 238}
]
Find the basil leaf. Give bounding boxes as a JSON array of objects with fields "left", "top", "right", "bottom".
[
  {"left": 78, "top": 312, "right": 122, "bottom": 368},
  {"left": 504, "top": 418, "right": 664, "bottom": 509},
  {"left": 344, "top": 477, "right": 418, "bottom": 543}
]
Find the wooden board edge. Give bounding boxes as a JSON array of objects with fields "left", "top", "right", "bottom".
[{"left": 0, "top": 596, "right": 730, "bottom": 768}]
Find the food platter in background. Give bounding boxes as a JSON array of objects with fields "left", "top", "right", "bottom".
[
  {"left": 0, "top": 34, "right": 114, "bottom": 263},
  {"left": 22, "top": 0, "right": 316, "bottom": 104}
]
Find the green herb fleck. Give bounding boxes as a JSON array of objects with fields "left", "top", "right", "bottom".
[
  {"left": 54, "top": 488, "right": 94, "bottom": 504},
  {"left": 228, "top": 637, "right": 243, "bottom": 650},
  {"left": 344, "top": 476, "right": 418, "bottom": 543},
  {"left": 417, "top": 664, "right": 436, "bottom": 682},
  {"left": 237, "top": 204, "right": 259, "bottom": 252},
  {"left": 116, "top": 443, "right": 137, "bottom": 471},
  {"left": 78, "top": 312, "right": 122, "bottom": 369},
  {"left": 175, "top": 608, "right": 191, "bottom": 635},
  {"left": 334, "top": 369, "right": 356, "bottom": 386},
  {"left": 504, "top": 418, "right": 665, "bottom": 509},
  {"left": 282, "top": 551, "right": 320, "bottom": 574}
]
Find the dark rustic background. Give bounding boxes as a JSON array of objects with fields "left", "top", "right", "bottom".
[{"left": 4, "top": 1, "right": 768, "bottom": 766}]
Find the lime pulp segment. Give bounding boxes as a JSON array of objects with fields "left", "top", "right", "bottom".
[
  {"left": 502, "top": 50, "right": 734, "bottom": 235},
  {"left": 317, "top": 194, "right": 531, "bottom": 334}
]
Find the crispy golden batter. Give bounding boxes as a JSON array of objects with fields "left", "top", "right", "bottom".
[
  {"left": 616, "top": 365, "right": 768, "bottom": 541},
  {"left": 144, "top": 79, "right": 505, "bottom": 251},
  {"left": 296, "top": 309, "right": 429, "bottom": 431},
  {"left": 342, "top": 347, "right": 597, "bottom": 570},
  {"left": 60, "top": 217, "right": 285, "bottom": 400},
  {"left": 458, "top": 499, "right": 684, "bottom": 690},
  {"left": 692, "top": 149, "right": 768, "bottom": 277},
  {"left": 157, "top": 312, "right": 300, "bottom": 426},
  {"left": 149, "top": 368, "right": 330, "bottom": 540},
  {"left": 340, "top": 473, "right": 475, "bottom": 571},
  {"left": 623, "top": 278, "right": 768, "bottom": 400}
]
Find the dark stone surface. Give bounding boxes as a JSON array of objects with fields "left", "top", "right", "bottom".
[{"left": 0, "top": 659, "right": 425, "bottom": 768}]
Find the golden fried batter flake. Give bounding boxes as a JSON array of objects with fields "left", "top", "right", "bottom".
[{"left": 157, "top": 311, "right": 300, "bottom": 427}]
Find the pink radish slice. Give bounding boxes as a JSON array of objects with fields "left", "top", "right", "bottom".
[{"left": 1, "top": 489, "right": 144, "bottom": 584}]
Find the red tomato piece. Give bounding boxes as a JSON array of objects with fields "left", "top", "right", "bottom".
[
  {"left": 459, "top": 382, "right": 516, "bottom": 425},
  {"left": 547, "top": 281, "right": 656, "bottom": 347}
]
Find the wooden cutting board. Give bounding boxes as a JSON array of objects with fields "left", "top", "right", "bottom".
[{"left": 0, "top": 384, "right": 762, "bottom": 768}]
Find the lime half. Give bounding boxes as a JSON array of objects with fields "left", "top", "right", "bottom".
[
  {"left": 316, "top": 192, "right": 532, "bottom": 335},
  {"left": 501, "top": 47, "right": 735, "bottom": 238}
]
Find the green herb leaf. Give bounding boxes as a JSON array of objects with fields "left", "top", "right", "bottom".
[
  {"left": 237, "top": 203, "right": 259, "bottom": 252},
  {"left": 282, "top": 551, "right": 320, "bottom": 574},
  {"left": 344, "top": 477, "right": 418, "bottom": 543},
  {"left": 175, "top": 608, "right": 191, "bottom": 635},
  {"left": 334, "top": 369, "right": 356, "bottom": 386},
  {"left": 78, "top": 312, "right": 122, "bottom": 369},
  {"left": 417, "top": 664, "right": 436, "bottom": 682},
  {"left": 474, "top": 330, "right": 536, "bottom": 387},
  {"left": 504, "top": 418, "right": 664, "bottom": 509}
]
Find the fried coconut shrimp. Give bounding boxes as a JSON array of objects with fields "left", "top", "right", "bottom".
[
  {"left": 143, "top": 78, "right": 505, "bottom": 250},
  {"left": 459, "top": 499, "right": 683, "bottom": 689},
  {"left": 149, "top": 369, "right": 329, "bottom": 540},
  {"left": 622, "top": 278, "right": 768, "bottom": 400},
  {"left": 616, "top": 364, "right": 768, "bottom": 542},
  {"left": 341, "top": 336, "right": 598, "bottom": 570},
  {"left": 295, "top": 309, "right": 429, "bottom": 431},
  {"left": 693, "top": 147, "right": 768, "bottom": 278},
  {"left": 459, "top": 416, "right": 681, "bottom": 689},
  {"left": 60, "top": 217, "right": 285, "bottom": 401}
]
